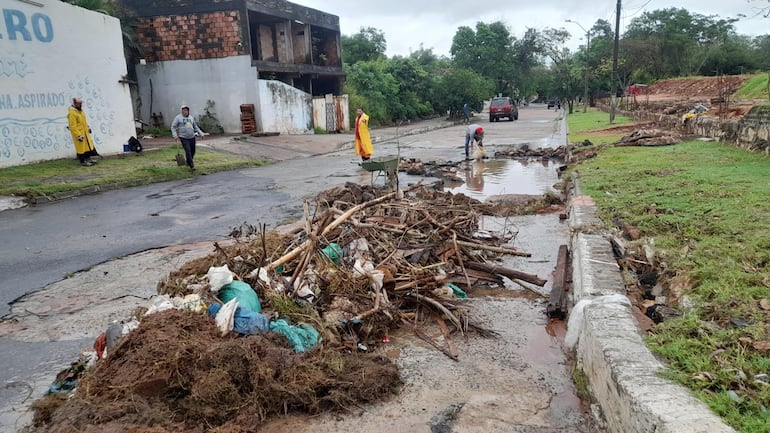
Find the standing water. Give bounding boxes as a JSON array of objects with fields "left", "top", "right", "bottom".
[{"left": 447, "top": 158, "right": 562, "bottom": 199}]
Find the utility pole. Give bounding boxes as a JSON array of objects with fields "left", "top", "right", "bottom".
[
  {"left": 610, "top": 0, "right": 621, "bottom": 123},
  {"left": 566, "top": 19, "right": 590, "bottom": 113}
]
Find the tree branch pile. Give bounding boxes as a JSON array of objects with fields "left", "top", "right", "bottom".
[{"left": 158, "top": 182, "right": 546, "bottom": 355}]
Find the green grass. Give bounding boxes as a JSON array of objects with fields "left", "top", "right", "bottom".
[
  {"left": 0, "top": 145, "right": 265, "bottom": 198},
  {"left": 735, "top": 74, "right": 770, "bottom": 100},
  {"left": 568, "top": 115, "right": 770, "bottom": 432},
  {"left": 566, "top": 108, "right": 632, "bottom": 145}
]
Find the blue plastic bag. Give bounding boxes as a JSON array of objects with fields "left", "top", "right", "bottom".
[
  {"left": 207, "top": 303, "right": 270, "bottom": 335},
  {"left": 219, "top": 280, "right": 261, "bottom": 313}
]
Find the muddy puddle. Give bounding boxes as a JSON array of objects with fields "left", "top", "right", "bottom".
[{"left": 447, "top": 158, "right": 561, "bottom": 198}]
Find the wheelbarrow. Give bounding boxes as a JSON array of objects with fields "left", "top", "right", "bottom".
[{"left": 360, "top": 156, "right": 399, "bottom": 187}]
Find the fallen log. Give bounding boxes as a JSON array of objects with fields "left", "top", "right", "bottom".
[
  {"left": 546, "top": 245, "right": 569, "bottom": 319},
  {"left": 465, "top": 261, "right": 546, "bottom": 287}
]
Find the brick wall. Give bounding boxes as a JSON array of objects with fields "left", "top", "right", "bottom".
[{"left": 135, "top": 11, "right": 246, "bottom": 61}]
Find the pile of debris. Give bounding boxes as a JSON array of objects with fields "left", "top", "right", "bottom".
[
  {"left": 29, "top": 182, "right": 551, "bottom": 433},
  {"left": 493, "top": 144, "right": 567, "bottom": 159},
  {"left": 615, "top": 128, "right": 683, "bottom": 147}
]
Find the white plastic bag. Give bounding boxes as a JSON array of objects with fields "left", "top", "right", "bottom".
[
  {"left": 215, "top": 299, "right": 239, "bottom": 336},
  {"left": 347, "top": 238, "right": 371, "bottom": 260},
  {"left": 353, "top": 259, "right": 385, "bottom": 291},
  {"left": 472, "top": 145, "right": 486, "bottom": 160},
  {"left": 207, "top": 264, "right": 233, "bottom": 293},
  {"left": 144, "top": 295, "right": 175, "bottom": 316}
]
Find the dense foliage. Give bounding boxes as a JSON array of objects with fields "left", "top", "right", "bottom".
[{"left": 340, "top": 7, "right": 769, "bottom": 124}]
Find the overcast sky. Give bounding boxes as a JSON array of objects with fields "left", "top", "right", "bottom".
[{"left": 296, "top": 0, "right": 769, "bottom": 57}]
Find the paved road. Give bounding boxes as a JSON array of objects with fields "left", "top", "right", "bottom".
[{"left": 0, "top": 104, "right": 575, "bottom": 432}]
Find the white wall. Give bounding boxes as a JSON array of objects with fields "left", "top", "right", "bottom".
[
  {"left": 0, "top": 0, "right": 135, "bottom": 168},
  {"left": 258, "top": 80, "right": 313, "bottom": 134},
  {"left": 135, "top": 55, "right": 258, "bottom": 134}
]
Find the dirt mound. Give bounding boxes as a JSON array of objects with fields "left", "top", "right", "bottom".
[
  {"left": 645, "top": 76, "right": 748, "bottom": 98},
  {"left": 29, "top": 309, "right": 401, "bottom": 433}
]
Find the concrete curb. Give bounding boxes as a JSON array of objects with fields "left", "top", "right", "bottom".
[{"left": 567, "top": 189, "right": 736, "bottom": 432}]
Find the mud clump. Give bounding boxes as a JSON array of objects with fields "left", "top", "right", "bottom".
[{"left": 29, "top": 309, "right": 401, "bottom": 433}]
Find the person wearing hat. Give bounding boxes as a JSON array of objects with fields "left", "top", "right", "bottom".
[
  {"left": 67, "top": 97, "right": 99, "bottom": 166},
  {"left": 464, "top": 123, "right": 484, "bottom": 161},
  {"left": 171, "top": 104, "right": 205, "bottom": 171}
]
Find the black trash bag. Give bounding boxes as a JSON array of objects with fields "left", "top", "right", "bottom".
[{"left": 128, "top": 136, "right": 143, "bottom": 153}]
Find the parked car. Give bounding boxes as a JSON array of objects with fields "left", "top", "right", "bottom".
[
  {"left": 547, "top": 98, "right": 559, "bottom": 109},
  {"left": 489, "top": 97, "right": 518, "bottom": 122}
]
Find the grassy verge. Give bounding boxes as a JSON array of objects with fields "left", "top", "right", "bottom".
[
  {"left": 734, "top": 74, "right": 770, "bottom": 100},
  {"left": 566, "top": 108, "right": 632, "bottom": 145},
  {"left": 568, "top": 115, "right": 770, "bottom": 432},
  {"left": 0, "top": 144, "right": 265, "bottom": 198}
]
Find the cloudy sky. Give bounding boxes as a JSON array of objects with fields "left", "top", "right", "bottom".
[{"left": 296, "top": 0, "right": 769, "bottom": 57}]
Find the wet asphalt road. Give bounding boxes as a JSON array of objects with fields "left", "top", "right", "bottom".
[
  {"left": 0, "top": 105, "right": 568, "bottom": 432},
  {"left": 0, "top": 105, "right": 565, "bottom": 318}
]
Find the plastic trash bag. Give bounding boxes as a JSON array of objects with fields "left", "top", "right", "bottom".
[
  {"left": 353, "top": 259, "right": 384, "bottom": 291},
  {"left": 144, "top": 295, "right": 176, "bottom": 316},
  {"left": 208, "top": 302, "right": 270, "bottom": 335},
  {"left": 219, "top": 280, "right": 261, "bottom": 313},
  {"left": 472, "top": 145, "right": 486, "bottom": 160},
  {"left": 269, "top": 319, "right": 320, "bottom": 352},
  {"left": 182, "top": 293, "right": 205, "bottom": 313},
  {"left": 321, "top": 243, "right": 343, "bottom": 264},
  {"left": 207, "top": 264, "right": 234, "bottom": 293},
  {"left": 213, "top": 299, "right": 239, "bottom": 336},
  {"left": 346, "top": 238, "right": 371, "bottom": 260}
]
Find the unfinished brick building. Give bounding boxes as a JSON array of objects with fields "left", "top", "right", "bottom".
[{"left": 121, "top": 0, "right": 346, "bottom": 134}]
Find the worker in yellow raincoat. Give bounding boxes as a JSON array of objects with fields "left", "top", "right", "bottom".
[
  {"left": 354, "top": 107, "right": 373, "bottom": 161},
  {"left": 67, "top": 97, "right": 98, "bottom": 166}
]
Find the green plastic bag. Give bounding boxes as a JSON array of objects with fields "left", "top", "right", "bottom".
[
  {"left": 447, "top": 283, "right": 468, "bottom": 299},
  {"left": 321, "top": 243, "right": 343, "bottom": 265},
  {"left": 269, "top": 319, "right": 320, "bottom": 352},
  {"left": 219, "top": 280, "right": 261, "bottom": 313}
]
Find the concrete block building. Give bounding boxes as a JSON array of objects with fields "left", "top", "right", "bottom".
[{"left": 121, "top": 0, "right": 347, "bottom": 134}]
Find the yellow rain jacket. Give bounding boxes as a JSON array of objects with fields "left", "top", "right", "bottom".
[
  {"left": 354, "top": 113, "right": 373, "bottom": 158},
  {"left": 67, "top": 106, "right": 95, "bottom": 156}
]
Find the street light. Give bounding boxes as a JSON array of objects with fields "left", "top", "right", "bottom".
[{"left": 565, "top": 19, "right": 590, "bottom": 113}]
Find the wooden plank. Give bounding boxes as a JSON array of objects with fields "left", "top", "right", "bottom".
[{"left": 546, "top": 244, "right": 569, "bottom": 319}]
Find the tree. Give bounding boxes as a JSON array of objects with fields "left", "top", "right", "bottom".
[
  {"left": 341, "top": 27, "right": 387, "bottom": 65},
  {"left": 61, "top": 0, "right": 116, "bottom": 14},
  {"left": 344, "top": 60, "right": 400, "bottom": 125},
  {"left": 701, "top": 35, "right": 755, "bottom": 75},
  {"left": 433, "top": 68, "right": 495, "bottom": 119},
  {"left": 512, "top": 28, "right": 546, "bottom": 99},
  {"left": 387, "top": 56, "right": 434, "bottom": 118},
  {"left": 450, "top": 21, "right": 516, "bottom": 95},
  {"left": 751, "top": 35, "right": 770, "bottom": 71},
  {"left": 623, "top": 8, "right": 738, "bottom": 78}
]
